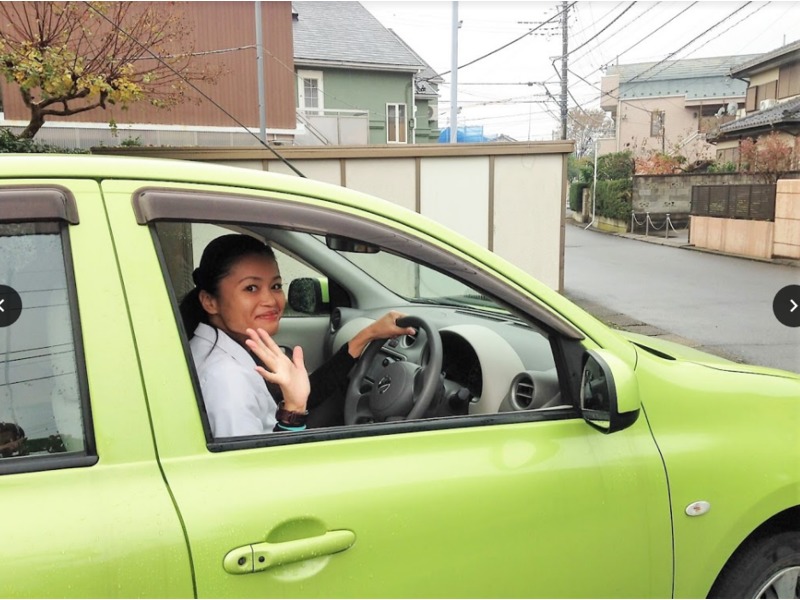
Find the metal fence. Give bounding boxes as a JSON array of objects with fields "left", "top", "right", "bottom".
[{"left": 691, "top": 184, "right": 776, "bottom": 221}]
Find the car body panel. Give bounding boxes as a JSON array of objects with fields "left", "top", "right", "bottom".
[
  {"left": 622, "top": 330, "right": 800, "bottom": 380},
  {"left": 0, "top": 157, "right": 797, "bottom": 598},
  {"left": 0, "top": 179, "right": 192, "bottom": 597},
  {"left": 99, "top": 176, "right": 672, "bottom": 597},
  {"left": 633, "top": 350, "right": 800, "bottom": 597}
]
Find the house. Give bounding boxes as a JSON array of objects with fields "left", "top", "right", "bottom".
[
  {"left": 0, "top": 1, "right": 440, "bottom": 149},
  {"left": 599, "top": 55, "right": 757, "bottom": 162},
  {"left": 0, "top": 2, "right": 299, "bottom": 148},
  {"left": 292, "top": 2, "right": 440, "bottom": 145},
  {"left": 709, "top": 39, "right": 800, "bottom": 163}
]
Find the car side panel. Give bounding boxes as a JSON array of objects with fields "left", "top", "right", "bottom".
[
  {"left": 101, "top": 179, "right": 674, "bottom": 598},
  {"left": 635, "top": 351, "right": 800, "bottom": 598},
  {"left": 0, "top": 179, "right": 193, "bottom": 598}
]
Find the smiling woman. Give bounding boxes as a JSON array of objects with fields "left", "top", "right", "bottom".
[{"left": 178, "top": 233, "right": 414, "bottom": 437}]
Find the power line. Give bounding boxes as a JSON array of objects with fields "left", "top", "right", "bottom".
[
  {"left": 599, "top": 2, "right": 696, "bottom": 70},
  {"left": 569, "top": 2, "right": 661, "bottom": 67},
  {"left": 569, "top": 1, "right": 759, "bottom": 117},
  {"left": 83, "top": 2, "right": 306, "bottom": 177},
  {"left": 624, "top": 2, "right": 753, "bottom": 85},
  {"left": 631, "top": 2, "right": 770, "bottom": 83},
  {"left": 427, "top": 1, "right": 578, "bottom": 81},
  {"left": 564, "top": 3, "right": 638, "bottom": 60}
]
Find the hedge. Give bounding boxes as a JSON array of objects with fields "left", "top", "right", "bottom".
[
  {"left": 0, "top": 128, "right": 87, "bottom": 153},
  {"left": 569, "top": 182, "right": 589, "bottom": 212},
  {"left": 594, "top": 179, "right": 632, "bottom": 221}
]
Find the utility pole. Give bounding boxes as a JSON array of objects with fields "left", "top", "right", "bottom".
[
  {"left": 255, "top": 1, "right": 267, "bottom": 143},
  {"left": 450, "top": 1, "right": 459, "bottom": 144},
  {"left": 560, "top": 0, "right": 568, "bottom": 140}
]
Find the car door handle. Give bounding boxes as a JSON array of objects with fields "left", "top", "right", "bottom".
[{"left": 223, "top": 529, "right": 356, "bottom": 574}]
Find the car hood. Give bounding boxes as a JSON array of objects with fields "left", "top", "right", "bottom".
[{"left": 619, "top": 331, "right": 800, "bottom": 381}]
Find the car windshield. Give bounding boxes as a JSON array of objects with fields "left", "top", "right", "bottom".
[{"left": 330, "top": 240, "right": 511, "bottom": 315}]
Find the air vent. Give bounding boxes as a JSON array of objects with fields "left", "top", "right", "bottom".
[
  {"left": 330, "top": 308, "right": 342, "bottom": 331},
  {"left": 510, "top": 373, "right": 535, "bottom": 410},
  {"left": 400, "top": 332, "right": 417, "bottom": 348}
]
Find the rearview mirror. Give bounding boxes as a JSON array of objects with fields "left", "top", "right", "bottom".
[
  {"left": 580, "top": 350, "right": 640, "bottom": 434},
  {"left": 325, "top": 234, "right": 380, "bottom": 254}
]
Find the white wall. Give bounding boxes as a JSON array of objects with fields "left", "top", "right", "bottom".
[{"left": 99, "top": 143, "right": 573, "bottom": 290}]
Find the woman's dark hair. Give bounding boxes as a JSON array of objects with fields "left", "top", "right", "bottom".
[{"left": 179, "top": 234, "right": 276, "bottom": 337}]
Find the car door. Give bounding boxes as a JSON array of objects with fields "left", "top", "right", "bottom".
[
  {"left": 0, "top": 181, "right": 192, "bottom": 597},
  {"left": 103, "top": 179, "right": 673, "bottom": 598}
]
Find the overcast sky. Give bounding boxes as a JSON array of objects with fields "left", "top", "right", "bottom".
[{"left": 362, "top": 1, "right": 800, "bottom": 141}]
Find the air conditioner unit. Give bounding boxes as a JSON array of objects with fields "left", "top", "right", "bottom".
[{"left": 759, "top": 99, "right": 779, "bottom": 111}]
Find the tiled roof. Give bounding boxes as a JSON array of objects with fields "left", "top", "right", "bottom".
[
  {"left": 730, "top": 39, "right": 800, "bottom": 76},
  {"left": 606, "top": 55, "right": 758, "bottom": 100},
  {"left": 719, "top": 96, "right": 800, "bottom": 133},
  {"left": 293, "top": 2, "right": 425, "bottom": 72}
]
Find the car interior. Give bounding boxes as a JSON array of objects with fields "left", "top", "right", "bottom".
[{"left": 152, "top": 219, "right": 582, "bottom": 443}]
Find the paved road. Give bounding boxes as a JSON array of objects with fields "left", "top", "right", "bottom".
[{"left": 563, "top": 224, "right": 800, "bottom": 374}]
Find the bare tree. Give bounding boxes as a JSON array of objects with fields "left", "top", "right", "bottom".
[
  {"left": 0, "top": 1, "right": 219, "bottom": 138},
  {"left": 567, "top": 107, "right": 613, "bottom": 158}
]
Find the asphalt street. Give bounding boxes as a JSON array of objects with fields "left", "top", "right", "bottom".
[{"left": 563, "top": 223, "right": 800, "bottom": 374}]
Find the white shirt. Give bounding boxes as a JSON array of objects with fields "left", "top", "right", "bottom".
[{"left": 190, "top": 323, "right": 277, "bottom": 437}]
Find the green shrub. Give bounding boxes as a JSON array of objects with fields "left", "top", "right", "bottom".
[
  {"left": 597, "top": 151, "right": 634, "bottom": 181},
  {"left": 707, "top": 161, "right": 737, "bottom": 173},
  {"left": 569, "top": 182, "right": 589, "bottom": 212},
  {"left": 0, "top": 128, "right": 88, "bottom": 153},
  {"left": 594, "top": 179, "right": 632, "bottom": 221}
]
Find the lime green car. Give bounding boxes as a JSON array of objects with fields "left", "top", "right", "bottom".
[{"left": 0, "top": 154, "right": 798, "bottom": 599}]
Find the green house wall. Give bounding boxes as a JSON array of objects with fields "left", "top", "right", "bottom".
[{"left": 299, "top": 68, "right": 439, "bottom": 144}]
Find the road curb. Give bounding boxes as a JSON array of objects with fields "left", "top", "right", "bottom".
[{"left": 567, "top": 219, "right": 800, "bottom": 269}]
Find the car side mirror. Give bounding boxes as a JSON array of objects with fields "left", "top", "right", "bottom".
[
  {"left": 288, "top": 277, "right": 329, "bottom": 315},
  {"left": 580, "top": 350, "right": 640, "bottom": 434}
]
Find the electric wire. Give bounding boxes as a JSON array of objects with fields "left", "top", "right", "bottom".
[
  {"left": 569, "top": 2, "right": 661, "bottom": 67},
  {"left": 83, "top": 2, "right": 306, "bottom": 177},
  {"left": 624, "top": 2, "right": 753, "bottom": 86},
  {"left": 423, "top": 1, "right": 578, "bottom": 82},
  {"left": 568, "top": 1, "right": 763, "bottom": 118},
  {"left": 628, "top": 2, "right": 770, "bottom": 84}
]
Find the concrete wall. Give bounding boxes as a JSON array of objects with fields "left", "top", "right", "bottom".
[
  {"left": 633, "top": 172, "right": 774, "bottom": 214},
  {"left": 774, "top": 179, "right": 800, "bottom": 259},
  {"left": 690, "top": 217, "right": 775, "bottom": 259},
  {"left": 94, "top": 142, "right": 573, "bottom": 291}
]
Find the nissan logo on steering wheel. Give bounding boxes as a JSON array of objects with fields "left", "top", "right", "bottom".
[{"left": 377, "top": 375, "right": 392, "bottom": 394}]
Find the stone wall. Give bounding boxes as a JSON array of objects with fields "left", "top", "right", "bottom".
[{"left": 633, "top": 173, "right": 766, "bottom": 215}]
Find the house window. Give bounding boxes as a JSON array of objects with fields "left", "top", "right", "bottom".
[
  {"left": 297, "top": 70, "right": 324, "bottom": 114},
  {"left": 650, "top": 111, "right": 664, "bottom": 138},
  {"left": 387, "top": 103, "right": 407, "bottom": 144}
]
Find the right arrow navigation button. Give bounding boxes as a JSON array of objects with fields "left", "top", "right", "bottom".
[{"left": 773, "top": 285, "right": 800, "bottom": 327}]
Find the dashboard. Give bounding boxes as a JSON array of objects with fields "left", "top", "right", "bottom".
[{"left": 330, "top": 305, "right": 568, "bottom": 422}]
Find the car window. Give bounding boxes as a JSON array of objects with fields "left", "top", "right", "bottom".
[
  {"left": 0, "top": 223, "right": 89, "bottom": 465},
  {"left": 149, "top": 208, "right": 574, "bottom": 450}
]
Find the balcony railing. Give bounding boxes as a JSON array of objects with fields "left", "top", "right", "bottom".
[{"left": 295, "top": 108, "right": 370, "bottom": 145}]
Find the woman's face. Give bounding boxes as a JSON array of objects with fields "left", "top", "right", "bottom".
[{"left": 200, "top": 254, "right": 285, "bottom": 344}]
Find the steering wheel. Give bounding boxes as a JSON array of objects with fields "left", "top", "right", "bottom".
[{"left": 344, "top": 315, "right": 443, "bottom": 425}]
